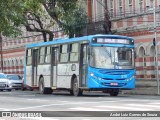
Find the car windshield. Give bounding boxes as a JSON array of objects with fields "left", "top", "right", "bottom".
[
  {"left": 0, "top": 74, "right": 6, "bottom": 79},
  {"left": 7, "top": 75, "right": 21, "bottom": 80},
  {"left": 89, "top": 47, "right": 134, "bottom": 69}
]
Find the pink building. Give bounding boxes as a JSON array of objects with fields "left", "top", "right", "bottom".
[
  {"left": 0, "top": 0, "right": 159, "bottom": 81},
  {"left": 87, "top": 0, "right": 160, "bottom": 79}
]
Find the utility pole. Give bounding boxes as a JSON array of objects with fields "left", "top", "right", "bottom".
[
  {"left": 153, "top": 5, "right": 160, "bottom": 95},
  {"left": 147, "top": 1, "right": 159, "bottom": 95},
  {"left": 0, "top": 33, "right": 3, "bottom": 73}
]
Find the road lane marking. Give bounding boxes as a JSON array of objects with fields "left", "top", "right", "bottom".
[
  {"left": 0, "top": 108, "right": 10, "bottom": 111},
  {"left": 97, "top": 105, "right": 153, "bottom": 111},
  {"left": 148, "top": 102, "right": 160, "bottom": 104},
  {"left": 18, "top": 95, "right": 36, "bottom": 96},
  {"left": 10, "top": 102, "right": 97, "bottom": 111},
  {"left": 27, "top": 99, "right": 69, "bottom": 103},
  {"left": 126, "top": 104, "right": 160, "bottom": 108},
  {"left": 69, "top": 107, "right": 108, "bottom": 111},
  {"left": 21, "top": 117, "right": 58, "bottom": 120},
  {"left": 27, "top": 99, "right": 50, "bottom": 102}
]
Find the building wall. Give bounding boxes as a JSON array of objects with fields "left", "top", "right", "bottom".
[
  {"left": 1, "top": 0, "right": 159, "bottom": 79},
  {"left": 0, "top": 31, "right": 65, "bottom": 77},
  {"left": 86, "top": 0, "right": 160, "bottom": 79},
  {"left": 107, "top": 0, "right": 160, "bottom": 79}
]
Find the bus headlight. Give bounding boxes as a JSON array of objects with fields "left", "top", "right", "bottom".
[
  {"left": 90, "top": 72, "right": 102, "bottom": 80},
  {"left": 126, "top": 75, "right": 135, "bottom": 81},
  {"left": 8, "top": 81, "right": 12, "bottom": 85}
]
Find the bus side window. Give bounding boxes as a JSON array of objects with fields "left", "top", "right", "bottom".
[
  {"left": 69, "top": 43, "right": 79, "bottom": 62},
  {"left": 39, "top": 47, "right": 45, "bottom": 64},
  {"left": 26, "top": 49, "right": 32, "bottom": 65},
  {"left": 45, "top": 46, "right": 51, "bottom": 63},
  {"left": 60, "top": 44, "right": 68, "bottom": 63}
]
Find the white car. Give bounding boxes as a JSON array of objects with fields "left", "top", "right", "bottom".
[
  {"left": 6, "top": 74, "right": 23, "bottom": 90},
  {"left": 0, "top": 73, "right": 12, "bottom": 91}
]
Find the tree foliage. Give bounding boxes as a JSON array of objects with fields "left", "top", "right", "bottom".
[
  {"left": 42, "top": 0, "right": 88, "bottom": 38},
  {"left": 0, "top": 0, "right": 25, "bottom": 37},
  {"left": 0, "top": 0, "right": 88, "bottom": 41},
  {"left": 23, "top": 0, "right": 55, "bottom": 42}
]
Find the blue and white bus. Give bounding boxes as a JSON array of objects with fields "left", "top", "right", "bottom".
[{"left": 24, "top": 34, "right": 136, "bottom": 96}]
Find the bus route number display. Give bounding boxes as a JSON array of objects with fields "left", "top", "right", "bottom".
[{"left": 93, "top": 38, "right": 130, "bottom": 44}]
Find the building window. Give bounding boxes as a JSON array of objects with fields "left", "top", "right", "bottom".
[
  {"left": 96, "top": 0, "right": 103, "bottom": 21},
  {"left": 129, "top": 0, "right": 133, "bottom": 15},
  {"left": 110, "top": 0, "right": 114, "bottom": 18},
  {"left": 119, "top": 0, "right": 123, "bottom": 16},
  {"left": 20, "top": 59, "right": 23, "bottom": 65},
  {"left": 16, "top": 59, "right": 18, "bottom": 66},
  {"left": 139, "top": 0, "right": 143, "bottom": 12},
  {"left": 150, "top": 0, "right": 154, "bottom": 8}
]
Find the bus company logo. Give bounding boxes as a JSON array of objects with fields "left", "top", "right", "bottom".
[{"left": 2, "top": 112, "right": 11, "bottom": 117}]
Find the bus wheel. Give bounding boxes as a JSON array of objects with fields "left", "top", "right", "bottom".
[
  {"left": 72, "top": 78, "right": 83, "bottom": 96},
  {"left": 109, "top": 92, "right": 119, "bottom": 96},
  {"left": 47, "top": 88, "right": 53, "bottom": 94},
  {"left": 29, "top": 87, "right": 33, "bottom": 91},
  {"left": 70, "top": 90, "right": 74, "bottom": 95}
]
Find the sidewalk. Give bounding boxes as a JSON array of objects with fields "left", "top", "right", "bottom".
[{"left": 122, "top": 78, "right": 160, "bottom": 95}]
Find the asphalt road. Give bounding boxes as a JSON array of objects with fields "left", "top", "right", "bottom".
[{"left": 0, "top": 90, "right": 160, "bottom": 120}]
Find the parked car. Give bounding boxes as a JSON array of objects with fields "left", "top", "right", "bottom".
[
  {"left": 6, "top": 74, "right": 23, "bottom": 90},
  {"left": 0, "top": 73, "right": 12, "bottom": 91}
]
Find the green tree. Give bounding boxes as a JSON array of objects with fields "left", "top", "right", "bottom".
[
  {"left": 0, "top": 0, "right": 88, "bottom": 41},
  {"left": 0, "top": 0, "right": 25, "bottom": 37},
  {"left": 42, "top": 0, "right": 88, "bottom": 38},
  {"left": 23, "top": 0, "right": 55, "bottom": 42}
]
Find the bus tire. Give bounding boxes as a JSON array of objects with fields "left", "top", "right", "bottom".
[
  {"left": 72, "top": 78, "right": 83, "bottom": 96},
  {"left": 70, "top": 90, "right": 74, "bottom": 95},
  {"left": 47, "top": 88, "right": 53, "bottom": 94},
  {"left": 39, "top": 77, "right": 47, "bottom": 94},
  {"left": 21, "top": 87, "right": 25, "bottom": 91},
  {"left": 29, "top": 87, "right": 33, "bottom": 91},
  {"left": 8, "top": 89, "right": 12, "bottom": 92},
  {"left": 109, "top": 92, "right": 119, "bottom": 96}
]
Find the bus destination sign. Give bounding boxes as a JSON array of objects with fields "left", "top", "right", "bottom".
[{"left": 93, "top": 38, "right": 131, "bottom": 44}]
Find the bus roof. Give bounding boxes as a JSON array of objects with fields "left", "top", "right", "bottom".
[{"left": 26, "top": 34, "right": 134, "bottom": 48}]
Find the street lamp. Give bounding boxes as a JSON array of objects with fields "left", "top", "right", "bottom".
[{"left": 147, "top": 3, "right": 160, "bottom": 95}]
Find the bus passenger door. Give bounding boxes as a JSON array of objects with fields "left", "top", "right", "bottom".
[
  {"left": 32, "top": 49, "right": 38, "bottom": 86},
  {"left": 51, "top": 47, "right": 58, "bottom": 87},
  {"left": 79, "top": 44, "right": 88, "bottom": 87}
]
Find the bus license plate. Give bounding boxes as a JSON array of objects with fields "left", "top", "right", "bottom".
[{"left": 110, "top": 82, "right": 118, "bottom": 86}]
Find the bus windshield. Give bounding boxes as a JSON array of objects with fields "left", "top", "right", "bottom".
[{"left": 89, "top": 47, "right": 134, "bottom": 69}]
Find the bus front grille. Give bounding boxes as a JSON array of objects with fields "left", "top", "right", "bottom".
[{"left": 103, "top": 78, "right": 113, "bottom": 80}]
